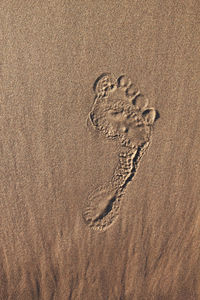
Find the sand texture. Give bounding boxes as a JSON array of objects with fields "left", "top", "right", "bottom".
[{"left": 0, "top": 1, "right": 199, "bottom": 299}]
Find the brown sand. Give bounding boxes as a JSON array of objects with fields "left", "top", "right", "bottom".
[{"left": 0, "top": 1, "right": 199, "bottom": 299}]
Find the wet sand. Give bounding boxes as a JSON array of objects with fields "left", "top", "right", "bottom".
[{"left": 0, "top": 1, "right": 199, "bottom": 299}]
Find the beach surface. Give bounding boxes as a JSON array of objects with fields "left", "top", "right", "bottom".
[{"left": 0, "top": 1, "right": 199, "bottom": 299}]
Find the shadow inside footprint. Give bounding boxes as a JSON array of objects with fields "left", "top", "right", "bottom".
[{"left": 93, "top": 194, "right": 117, "bottom": 222}]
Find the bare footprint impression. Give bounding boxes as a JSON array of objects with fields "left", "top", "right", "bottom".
[{"left": 83, "top": 73, "right": 158, "bottom": 232}]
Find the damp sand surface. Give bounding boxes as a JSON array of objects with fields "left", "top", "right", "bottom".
[{"left": 0, "top": 1, "right": 199, "bottom": 299}]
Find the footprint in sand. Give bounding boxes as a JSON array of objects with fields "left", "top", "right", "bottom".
[{"left": 83, "top": 73, "right": 158, "bottom": 231}]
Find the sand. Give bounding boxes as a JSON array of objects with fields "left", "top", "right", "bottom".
[{"left": 0, "top": 1, "right": 199, "bottom": 299}]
